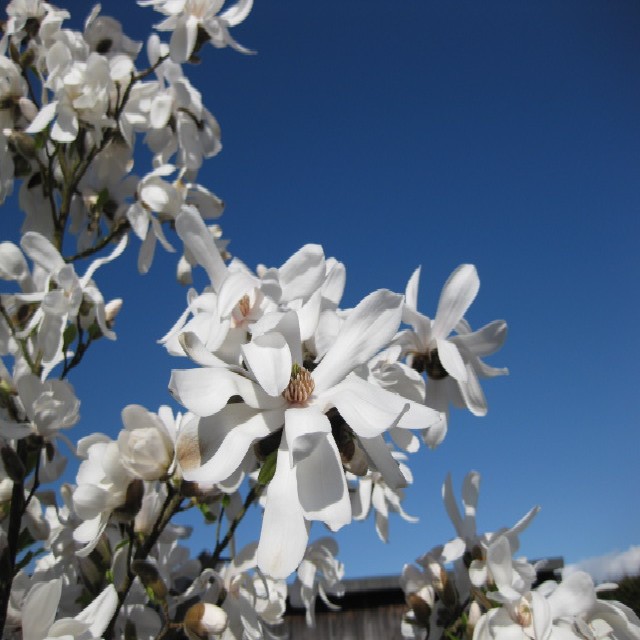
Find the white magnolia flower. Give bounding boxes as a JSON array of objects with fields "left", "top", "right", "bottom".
[
  {"left": 139, "top": 0, "right": 255, "bottom": 63},
  {"left": 117, "top": 404, "right": 177, "bottom": 481},
  {"left": 6, "top": 231, "right": 126, "bottom": 366},
  {"left": 72, "top": 434, "right": 135, "bottom": 556},
  {"left": 13, "top": 373, "right": 80, "bottom": 439},
  {"left": 350, "top": 449, "right": 418, "bottom": 543},
  {"left": 5, "top": 0, "right": 70, "bottom": 47},
  {"left": 215, "top": 543, "right": 287, "bottom": 640},
  {"left": 127, "top": 165, "right": 185, "bottom": 272},
  {"left": 289, "top": 537, "right": 345, "bottom": 628},
  {"left": 171, "top": 288, "right": 444, "bottom": 577},
  {"left": 14, "top": 578, "right": 117, "bottom": 640},
  {"left": 441, "top": 472, "right": 539, "bottom": 598},
  {"left": 83, "top": 5, "right": 142, "bottom": 58},
  {"left": 471, "top": 572, "right": 628, "bottom": 640},
  {"left": 144, "top": 34, "right": 222, "bottom": 176},
  {"left": 398, "top": 265, "right": 508, "bottom": 428},
  {"left": 26, "top": 48, "right": 115, "bottom": 143}
]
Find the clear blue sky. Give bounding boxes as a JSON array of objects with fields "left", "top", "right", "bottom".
[{"left": 3, "top": 0, "right": 639, "bottom": 578}]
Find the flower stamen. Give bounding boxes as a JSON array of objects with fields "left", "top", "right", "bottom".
[{"left": 283, "top": 363, "right": 315, "bottom": 405}]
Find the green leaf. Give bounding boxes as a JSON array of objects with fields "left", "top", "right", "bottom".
[
  {"left": 95, "top": 187, "right": 110, "bottom": 211},
  {"left": 62, "top": 324, "right": 78, "bottom": 351},
  {"left": 257, "top": 450, "right": 278, "bottom": 486},
  {"left": 198, "top": 503, "right": 217, "bottom": 523}
]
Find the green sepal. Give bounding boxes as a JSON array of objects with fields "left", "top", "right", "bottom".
[
  {"left": 62, "top": 324, "right": 78, "bottom": 351},
  {"left": 257, "top": 450, "right": 278, "bottom": 486}
]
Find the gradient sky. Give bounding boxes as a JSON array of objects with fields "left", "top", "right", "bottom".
[{"left": 3, "top": 0, "right": 639, "bottom": 579}]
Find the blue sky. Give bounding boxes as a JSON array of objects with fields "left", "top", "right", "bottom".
[{"left": 3, "top": 0, "right": 639, "bottom": 579}]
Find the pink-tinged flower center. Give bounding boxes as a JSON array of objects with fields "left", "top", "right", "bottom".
[
  {"left": 515, "top": 599, "right": 532, "bottom": 627},
  {"left": 283, "top": 363, "right": 314, "bottom": 405},
  {"left": 237, "top": 294, "right": 251, "bottom": 318},
  {"left": 231, "top": 294, "right": 251, "bottom": 327}
]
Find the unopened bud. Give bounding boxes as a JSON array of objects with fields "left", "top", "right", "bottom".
[
  {"left": 20, "top": 48, "right": 35, "bottom": 69},
  {"left": 105, "top": 298, "right": 123, "bottom": 327},
  {"left": 6, "top": 131, "right": 36, "bottom": 159},
  {"left": 406, "top": 592, "right": 431, "bottom": 628},
  {"left": 18, "top": 98, "right": 37, "bottom": 123},
  {"left": 184, "top": 603, "right": 228, "bottom": 639},
  {"left": 132, "top": 559, "right": 167, "bottom": 601},
  {"left": 114, "top": 479, "right": 144, "bottom": 520}
]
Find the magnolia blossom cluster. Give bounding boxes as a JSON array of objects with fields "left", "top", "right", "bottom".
[
  {"left": 400, "top": 473, "right": 640, "bottom": 640},
  {"left": 0, "top": 1, "right": 626, "bottom": 640},
  {"left": 163, "top": 204, "right": 508, "bottom": 577}
]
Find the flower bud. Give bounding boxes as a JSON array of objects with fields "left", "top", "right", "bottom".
[
  {"left": 105, "top": 298, "right": 123, "bottom": 327},
  {"left": 184, "top": 603, "right": 228, "bottom": 639},
  {"left": 132, "top": 559, "right": 167, "bottom": 601},
  {"left": 406, "top": 592, "right": 432, "bottom": 628}
]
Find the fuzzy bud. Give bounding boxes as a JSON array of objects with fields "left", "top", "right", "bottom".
[
  {"left": 184, "top": 603, "right": 228, "bottom": 639},
  {"left": 132, "top": 559, "right": 167, "bottom": 601}
]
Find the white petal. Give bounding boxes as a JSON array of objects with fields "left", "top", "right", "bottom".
[
  {"left": 402, "top": 306, "right": 432, "bottom": 348},
  {"left": 549, "top": 572, "right": 596, "bottom": 620},
  {"left": 0, "top": 242, "right": 29, "bottom": 282},
  {"left": 298, "top": 288, "right": 322, "bottom": 341},
  {"left": 176, "top": 207, "right": 227, "bottom": 292},
  {"left": 487, "top": 536, "right": 520, "bottom": 601},
  {"left": 295, "top": 432, "right": 350, "bottom": 530},
  {"left": 457, "top": 365, "right": 487, "bottom": 416},
  {"left": 313, "top": 289, "right": 403, "bottom": 392},
  {"left": 461, "top": 471, "right": 481, "bottom": 539},
  {"left": 435, "top": 338, "right": 468, "bottom": 382},
  {"left": 149, "top": 93, "right": 173, "bottom": 129},
  {"left": 284, "top": 406, "right": 330, "bottom": 467},
  {"left": 330, "top": 375, "right": 444, "bottom": 438},
  {"left": 358, "top": 435, "right": 407, "bottom": 491},
  {"left": 221, "top": 0, "right": 253, "bottom": 26},
  {"left": 258, "top": 443, "right": 309, "bottom": 578},
  {"left": 242, "top": 332, "right": 291, "bottom": 397},
  {"left": 51, "top": 104, "right": 78, "bottom": 142},
  {"left": 22, "top": 579, "right": 61, "bottom": 640},
  {"left": 179, "top": 332, "right": 230, "bottom": 367},
  {"left": 217, "top": 269, "right": 259, "bottom": 319},
  {"left": 442, "top": 473, "right": 465, "bottom": 539},
  {"left": 20, "top": 232, "right": 65, "bottom": 272},
  {"left": 452, "top": 320, "right": 508, "bottom": 357},
  {"left": 25, "top": 101, "right": 58, "bottom": 134},
  {"left": 404, "top": 266, "right": 421, "bottom": 311},
  {"left": 137, "top": 226, "right": 156, "bottom": 274},
  {"left": 441, "top": 537, "right": 466, "bottom": 563},
  {"left": 75, "top": 584, "right": 118, "bottom": 637},
  {"left": 177, "top": 406, "right": 282, "bottom": 483},
  {"left": 431, "top": 264, "right": 479, "bottom": 340},
  {"left": 170, "top": 14, "right": 198, "bottom": 63},
  {"left": 321, "top": 259, "right": 345, "bottom": 309},
  {"left": 169, "top": 367, "right": 282, "bottom": 416},
  {"left": 74, "top": 513, "right": 109, "bottom": 557},
  {"left": 278, "top": 244, "right": 325, "bottom": 303},
  {"left": 468, "top": 559, "right": 488, "bottom": 587},
  {"left": 351, "top": 477, "right": 372, "bottom": 519},
  {"left": 47, "top": 619, "right": 90, "bottom": 637}
]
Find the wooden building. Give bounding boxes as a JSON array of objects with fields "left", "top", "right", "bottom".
[{"left": 283, "top": 559, "right": 564, "bottom": 639}]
